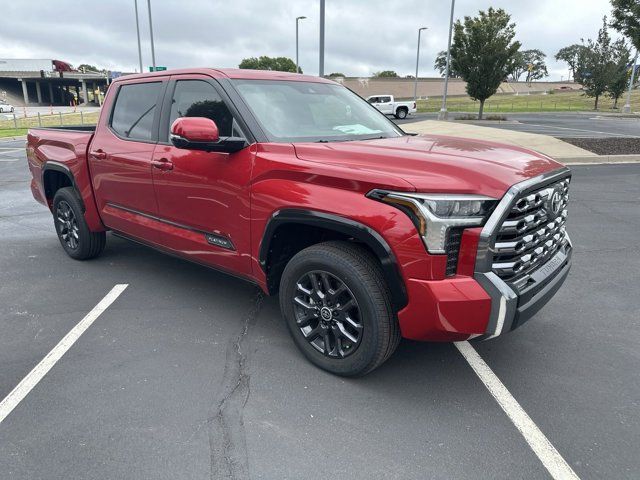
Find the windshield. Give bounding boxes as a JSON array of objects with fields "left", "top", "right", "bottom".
[{"left": 232, "top": 79, "right": 404, "bottom": 143}]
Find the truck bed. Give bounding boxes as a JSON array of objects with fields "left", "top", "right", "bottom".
[
  {"left": 30, "top": 124, "right": 96, "bottom": 132},
  {"left": 26, "top": 126, "right": 98, "bottom": 224}
]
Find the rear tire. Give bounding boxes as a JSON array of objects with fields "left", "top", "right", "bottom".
[
  {"left": 395, "top": 107, "right": 408, "bottom": 119},
  {"left": 53, "top": 187, "right": 106, "bottom": 260},
  {"left": 279, "top": 241, "right": 400, "bottom": 376}
]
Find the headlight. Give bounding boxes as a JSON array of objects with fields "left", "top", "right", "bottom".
[{"left": 368, "top": 190, "right": 498, "bottom": 254}]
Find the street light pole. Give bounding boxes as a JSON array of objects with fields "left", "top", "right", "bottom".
[
  {"left": 134, "top": 0, "right": 143, "bottom": 73},
  {"left": 319, "top": 0, "right": 325, "bottom": 77},
  {"left": 622, "top": 51, "right": 638, "bottom": 114},
  {"left": 147, "top": 0, "right": 156, "bottom": 70},
  {"left": 296, "top": 16, "right": 307, "bottom": 74},
  {"left": 413, "top": 27, "right": 428, "bottom": 102},
  {"left": 438, "top": 0, "right": 456, "bottom": 120}
]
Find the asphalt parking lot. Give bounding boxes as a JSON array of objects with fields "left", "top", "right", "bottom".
[
  {"left": 398, "top": 112, "right": 640, "bottom": 138},
  {"left": 1, "top": 137, "right": 639, "bottom": 479}
]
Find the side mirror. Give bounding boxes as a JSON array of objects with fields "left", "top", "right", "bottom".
[{"left": 170, "top": 117, "right": 247, "bottom": 153}]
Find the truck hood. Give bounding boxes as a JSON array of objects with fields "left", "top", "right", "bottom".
[{"left": 293, "top": 134, "right": 563, "bottom": 198}]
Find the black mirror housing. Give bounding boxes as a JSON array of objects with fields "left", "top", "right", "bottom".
[{"left": 170, "top": 135, "right": 247, "bottom": 153}]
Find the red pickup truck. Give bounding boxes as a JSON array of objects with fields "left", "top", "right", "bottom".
[{"left": 26, "top": 68, "right": 572, "bottom": 376}]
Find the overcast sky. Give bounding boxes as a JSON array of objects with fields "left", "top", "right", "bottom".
[{"left": 0, "top": 0, "right": 620, "bottom": 80}]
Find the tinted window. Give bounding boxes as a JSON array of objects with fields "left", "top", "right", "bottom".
[
  {"left": 380, "top": 96, "right": 391, "bottom": 103},
  {"left": 110, "top": 82, "right": 162, "bottom": 141},
  {"left": 169, "top": 80, "right": 237, "bottom": 139}
]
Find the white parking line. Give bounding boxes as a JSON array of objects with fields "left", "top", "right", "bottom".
[
  {"left": 455, "top": 341, "right": 580, "bottom": 480},
  {"left": 0, "top": 284, "right": 128, "bottom": 425},
  {"left": 0, "top": 149, "right": 23, "bottom": 155}
]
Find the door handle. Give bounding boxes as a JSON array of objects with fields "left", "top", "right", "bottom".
[
  {"left": 90, "top": 149, "right": 107, "bottom": 160},
  {"left": 152, "top": 158, "right": 173, "bottom": 171}
]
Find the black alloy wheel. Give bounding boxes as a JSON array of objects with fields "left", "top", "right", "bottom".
[
  {"left": 279, "top": 241, "right": 400, "bottom": 376},
  {"left": 293, "top": 270, "right": 363, "bottom": 358},
  {"left": 52, "top": 187, "right": 106, "bottom": 260},
  {"left": 55, "top": 200, "right": 80, "bottom": 250}
]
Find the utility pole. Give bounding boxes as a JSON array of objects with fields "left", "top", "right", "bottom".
[
  {"left": 296, "top": 16, "right": 306, "bottom": 74},
  {"left": 147, "top": 0, "right": 156, "bottom": 70},
  {"left": 319, "top": 0, "right": 325, "bottom": 77},
  {"left": 413, "top": 27, "right": 428, "bottom": 103},
  {"left": 134, "top": 0, "right": 143, "bottom": 73},
  {"left": 438, "top": 0, "right": 455, "bottom": 120},
  {"left": 622, "top": 51, "right": 638, "bottom": 114}
]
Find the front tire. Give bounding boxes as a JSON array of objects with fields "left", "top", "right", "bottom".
[
  {"left": 53, "top": 187, "right": 106, "bottom": 260},
  {"left": 279, "top": 241, "right": 400, "bottom": 376}
]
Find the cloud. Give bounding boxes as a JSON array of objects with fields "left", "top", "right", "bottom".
[{"left": 0, "top": 0, "right": 616, "bottom": 79}]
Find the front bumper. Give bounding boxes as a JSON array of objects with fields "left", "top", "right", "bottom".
[
  {"left": 396, "top": 167, "right": 573, "bottom": 342},
  {"left": 474, "top": 243, "right": 571, "bottom": 339}
]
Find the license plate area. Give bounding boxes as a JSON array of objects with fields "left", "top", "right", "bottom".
[{"left": 529, "top": 250, "right": 567, "bottom": 285}]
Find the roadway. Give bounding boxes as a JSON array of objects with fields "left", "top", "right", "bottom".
[
  {"left": 0, "top": 138, "right": 639, "bottom": 479},
  {"left": 397, "top": 112, "right": 640, "bottom": 138},
  {"left": 0, "top": 106, "right": 101, "bottom": 120}
]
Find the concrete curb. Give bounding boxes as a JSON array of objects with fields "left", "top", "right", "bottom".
[{"left": 557, "top": 154, "right": 640, "bottom": 165}]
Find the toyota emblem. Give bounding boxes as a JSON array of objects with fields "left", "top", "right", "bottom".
[{"left": 549, "top": 189, "right": 562, "bottom": 215}]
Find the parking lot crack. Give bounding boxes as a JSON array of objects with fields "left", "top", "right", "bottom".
[{"left": 208, "top": 289, "right": 264, "bottom": 480}]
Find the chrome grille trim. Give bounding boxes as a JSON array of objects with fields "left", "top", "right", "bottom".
[
  {"left": 473, "top": 167, "right": 573, "bottom": 337},
  {"left": 491, "top": 177, "right": 570, "bottom": 286},
  {"left": 475, "top": 166, "right": 571, "bottom": 275}
]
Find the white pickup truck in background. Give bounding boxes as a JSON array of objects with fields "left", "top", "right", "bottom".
[{"left": 366, "top": 95, "right": 416, "bottom": 119}]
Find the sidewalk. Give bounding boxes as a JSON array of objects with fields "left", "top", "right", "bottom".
[{"left": 402, "top": 120, "right": 600, "bottom": 163}]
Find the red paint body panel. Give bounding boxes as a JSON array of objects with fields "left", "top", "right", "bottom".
[
  {"left": 25, "top": 68, "right": 567, "bottom": 343},
  {"left": 398, "top": 277, "right": 492, "bottom": 341},
  {"left": 150, "top": 141, "right": 255, "bottom": 277},
  {"left": 26, "top": 129, "right": 105, "bottom": 232}
]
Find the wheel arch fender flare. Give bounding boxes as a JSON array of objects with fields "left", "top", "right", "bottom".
[
  {"left": 42, "top": 162, "right": 85, "bottom": 211},
  {"left": 259, "top": 209, "right": 408, "bottom": 310}
]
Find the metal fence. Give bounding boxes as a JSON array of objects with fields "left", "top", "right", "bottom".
[
  {"left": 0, "top": 109, "right": 100, "bottom": 132},
  {"left": 417, "top": 93, "right": 640, "bottom": 114}
]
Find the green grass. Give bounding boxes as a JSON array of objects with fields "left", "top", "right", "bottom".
[
  {"left": 0, "top": 128, "right": 28, "bottom": 138},
  {"left": 0, "top": 111, "right": 100, "bottom": 132},
  {"left": 417, "top": 90, "right": 640, "bottom": 114}
]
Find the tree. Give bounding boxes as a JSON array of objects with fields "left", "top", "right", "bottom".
[
  {"left": 434, "top": 50, "right": 460, "bottom": 78},
  {"left": 523, "top": 49, "right": 548, "bottom": 83},
  {"left": 555, "top": 44, "right": 588, "bottom": 80},
  {"left": 508, "top": 51, "right": 527, "bottom": 81},
  {"left": 450, "top": 8, "right": 521, "bottom": 119},
  {"left": 372, "top": 70, "right": 399, "bottom": 78},
  {"left": 327, "top": 72, "right": 345, "bottom": 77},
  {"left": 608, "top": 39, "right": 632, "bottom": 107},
  {"left": 238, "top": 56, "right": 300, "bottom": 73},
  {"left": 77, "top": 64, "right": 105, "bottom": 74},
  {"left": 507, "top": 49, "right": 548, "bottom": 82},
  {"left": 610, "top": 0, "right": 640, "bottom": 51},
  {"left": 576, "top": 17, "right": 623, "bottom": 109}
]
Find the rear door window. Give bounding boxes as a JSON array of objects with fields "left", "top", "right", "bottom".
[{"left": 110, "top": 82, "right": 162, "bottom": 141}]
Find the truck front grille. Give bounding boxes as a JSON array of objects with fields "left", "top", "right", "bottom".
[{"left": 492, "top": 177, "right": 570, "bottom": 286}]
